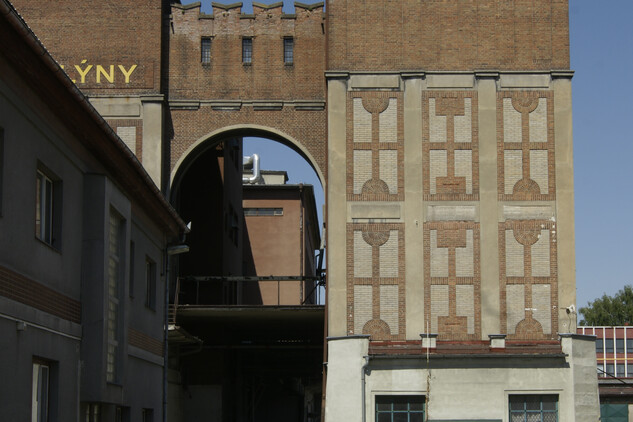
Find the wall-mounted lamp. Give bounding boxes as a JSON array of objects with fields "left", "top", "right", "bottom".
[{"left": 167, "top": 244, "right": 190, "bottom": 255}]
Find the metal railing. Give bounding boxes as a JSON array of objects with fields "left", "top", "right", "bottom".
[{"left": 171, "top": 273, "right": 326, "bottom": 311}]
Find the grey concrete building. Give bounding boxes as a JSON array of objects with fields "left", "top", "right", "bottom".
[{"left": 0, "top": 2, "right": 187, "bottom": 421}]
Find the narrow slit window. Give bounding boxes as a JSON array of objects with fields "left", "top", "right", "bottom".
[
  {"left": 242, "top": 38, "right": 252, "bottom": 64},
  {"left": 201, "top": 37, "right": 211, "bottom": 64},
  {"left": 145, "top": 257, "right": 157, "bottom": 310},
  {"left": 284, "top": 37, "right": 293, "bottom": 64},
  {"left": 35, "top": 167, "right": 62, "bottom": 249}
]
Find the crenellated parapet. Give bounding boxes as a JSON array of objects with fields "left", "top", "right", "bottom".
[
  {"left": 170, "top": 1, "right": 324, "bottom": 20},
  {"left": 169, "top": 0, "right": 326, "bottom": 100}
]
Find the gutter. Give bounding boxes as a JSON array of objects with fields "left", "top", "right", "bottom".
[{"left": 361, "top": 355, "right": 371, "bottom": 422}]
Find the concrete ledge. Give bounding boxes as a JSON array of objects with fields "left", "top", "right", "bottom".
[
  {"left": 128, "top": 345, "right": 164, "bottom": 366},
  {"left": 252, "top": 101, "right": 283, "bottom": 111},
  {"left": 327, "top": 334, "right": 370, "bottom": 341},
  {"left": 350, "top": 74, "right": 401, "bottom": 90},
  {"left": 427, "top": 74, "right": 474, "bottom": 88},
  {"left": 559, "top": 333, "right": 597, "bottom": 341},
  {"left": 295, "top": 2, "right": 324, "bottom": 11},
  {"left": 170, "top": 100, "right": 201, "bottom": 110},
  {"left": 499, "top": 73, "right": 551, "bottom": 88},
  {"left": 0, "top": 296, "right": 82, "bottom": 340}
]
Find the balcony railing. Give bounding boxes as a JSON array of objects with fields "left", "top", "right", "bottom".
[{"left": 170, "top": 274, "right": 325, "bottom": 321}]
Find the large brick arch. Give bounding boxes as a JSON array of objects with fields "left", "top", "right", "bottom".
[{"left": 170, "top": 124, "right": 326, "bottom": 194}]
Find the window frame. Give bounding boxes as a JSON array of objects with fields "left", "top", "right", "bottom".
[
  {"left": 283, "top": 37, "right": 294, "bottom": 65},
  {"left": 375, "top": 395, "right": 425, "bottom": 422},
  {"left": 242, "top": 37, "right": 253, "bottom": 65},
  {"left": 35, "top": 166, "right": 62, "bottom": 249},
  {"left": 129, "top": 241, "right": 135, "bottom": 298},
  {"left": 244, "top": 207, "right": 284, "bottom": 217},
  {"left": 142, "top": 408, "right": 154, "bottom": 422},
  {"left": 32, "top": 361, "right": 50, "bottom": 422},
  {"left": 201, "top": 36, "right": 212, "bottom": 65},
  {"left": 145, "top": 256, "right": 157, "bottom": 311},
  {"left": 508, "top": 394, "right": 558, "bottom": 422}
]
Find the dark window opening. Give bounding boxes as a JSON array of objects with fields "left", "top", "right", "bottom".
[
  {"left": 35, "top": 166, "right": 62, "bottom": 249},
  {"left": 145, "top": 257, "right": 156, "bottom": 310},
  {"left": 284, "top": 37, "right": 294, "bottom": 64},
  {"left": 201, "top": 37, "right": 211, "bottom": 64},
  {"left": 242, "top": 38, "right": 252, "bottom": 64},
  {"left": 244, "top": 208, "right": 283, "bottom": 216}
]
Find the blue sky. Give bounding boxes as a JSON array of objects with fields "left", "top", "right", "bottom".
[
  {"left": 189, "top": 0, "right": 633, "bottom": 310},
  {"left": 570, "top": 1, "right": 633, "bottom": 309}
]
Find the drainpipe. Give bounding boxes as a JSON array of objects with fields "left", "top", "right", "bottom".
[
  {"left": 299, "top": 184, "right": 304, "bottom": 302},
  {"left": 361, "top": 355, "right": 371, "bottom": 422},
  {"left": 242, "top": 154, "right": 262, "bottom": 184}
]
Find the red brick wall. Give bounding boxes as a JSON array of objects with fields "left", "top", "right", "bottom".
[
  {"left": 169, "top": 106, "right": 327, "bottom": 180},
  {"left": 326, "top": 0, "right": 570, "bottom": 71},
  {"left": 11, "top": 0, "right": 163, "bottom": 94},
  {"left": 168, "top": 2, "right": 327, "bottom": 178},
  {"left": 169, "top": 2, "right": 325, "bottom": 101}
]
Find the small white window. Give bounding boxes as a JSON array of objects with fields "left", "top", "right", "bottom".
[
  {"left": 36, "top": 168, "right": 61, "bottom": 248},
  {"left": 32, "top": 362, "right": 50, "bottom": 422}
]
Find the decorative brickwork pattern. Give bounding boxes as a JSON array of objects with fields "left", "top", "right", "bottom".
[
  {"left": 347, "top": 223, "right": 405, "bottom": 340},
  {"left": 423, "top": 92, "right": 479, "bottom": 201},
  {"left": 498, "top": 91, "right": 555, "bottom": 201},
  {"left": 499, "top": 220, "right": 558, "bottom": 339},
  {"left": 108, "top": 119, "right": 143, "bottom": 162},
  {"left": 128, "top": 327, "right": 164, "bottom": 357},
  {"left": 0, "top": 264, "right": 81, "bottom": 323},
  {"left": 348, "top": 92, "right": 404, "bottom": 201},
  {"left": 424, "top": 222, "right": 481, "bottom": 340}
]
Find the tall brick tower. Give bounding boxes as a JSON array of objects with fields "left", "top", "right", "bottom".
[{"left": 323, "top": 1, "right": 598, "bottom": 421}]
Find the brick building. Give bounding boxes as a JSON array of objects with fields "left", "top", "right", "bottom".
[
  {"left": 8, "top": 0, "right": 600, "bottom": 421},
  {"left": 577, "top": 326, "right": 633, "bottom": 421}
]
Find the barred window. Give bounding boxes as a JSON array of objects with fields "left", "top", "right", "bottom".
[
  {"left": 509, "top": 394, "right": 558, "bottom": 422},
  {"left": 242, "top": 38, "right": 252, "bottom": 64},
  {"left": 375, "top": 396, "right": 424, "bottom": 422},
  {"left": 244, "top": 208, "right": 283, "bottom": 216},
  {"left": 284, "top": 37, "right": 293, "bottom": 64},
  {"left": 201, "top": 37, "right": 211, "bottom": 64}
]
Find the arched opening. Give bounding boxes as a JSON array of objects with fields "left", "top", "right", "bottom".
[{"left": 168, "top": 127, "right": 325, "bottom": 422}]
